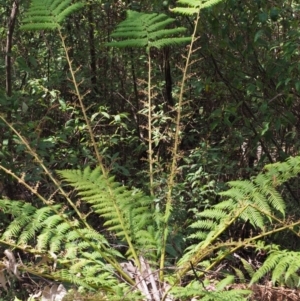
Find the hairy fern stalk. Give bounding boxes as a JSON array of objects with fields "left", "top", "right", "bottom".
[{"left": 107, "top": 9, "right": 190, "bottom": 198}]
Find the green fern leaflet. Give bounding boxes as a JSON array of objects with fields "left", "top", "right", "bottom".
[
  {"left": 57, "top": 167, "right": 157, "bottom": 259},
  {"left": 106, "top": 10, "right": 191, "bottom": 52},
  {"left": 21, "top": 0, "right": 84, "bottom": 31},
  {"left": 172, "top": 0, "right": 223, "bottom": 15},
  {"left": 251, "top": 250, "right": 300, "bottom": 288}
]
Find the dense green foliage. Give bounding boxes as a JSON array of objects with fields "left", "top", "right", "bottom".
[{"left": 1, "top": 0, "right": 300, "bottom": 300}]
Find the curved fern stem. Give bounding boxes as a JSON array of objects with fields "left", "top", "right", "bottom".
[
  {"left": 148, "top": 53, "right": 154, "bottom": 196},
  {"left": 58, "top": 29, "right": 142, "bottom": 269},
  {"left": 159, "top": 9, "right": 201, "bottom": 282},
  {"left": 57, "top": 29, "right": 105, "bottom": 175},
  {"left": 5, "top": 0, "right": 139, "bottom": 289},
  {"left": 0, "top": 165, "right": 135, "bottom": 284},
  {"left": 177, "top": 203, "right": 248, "bottom": 279},
  {"left": 0, "top": 118, "right": 136, "bottom": 284},
  {"left": 0, "top": 117, "right": 87, "bottom": 225}
]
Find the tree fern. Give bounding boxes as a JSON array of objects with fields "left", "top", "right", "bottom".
[
  {"left": 20, "top": 0, "right": 84, "bottom": 31},
  {"left": 4, "top": 0, "right": 300, "bottom": 298}
]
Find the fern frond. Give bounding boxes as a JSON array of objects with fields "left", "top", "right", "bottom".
[
  {"left": 264, "top": 155, "right": 300, "bottom": 185},
  {"left": 151, "top": 37, "right": 191, "bottom": 49},
  {"left": 190, "top": 219, "right": 217, "bottom": 231},
  {"left": 171, "top": 7, "right": 199, "bottom": 16},
  {"left": 240, "top": 206, "right": 265, "bottom": 229},
  {"left": 18, "top": 206, "right": 56, "bottom": 245},
  {"left": 240, "top": 258, "right": 255, "bottom": 278},
  {"left": 172, "top": 0, "right": 223, "bottom": 15},
  {"left": 220, "top": 170, "right": 286, "bottom": 227},
  {"left": 109, "top": 38, "right": 148, "bottom": 48},
  {"left": 285, "top": 273, "right": 300, "bottom": 288},
  {"left": 250, "top": 250, "right": 300, "bottom": 287},
  {"left": 171, "top": 280, "right": 250, "bottom": 300},
  {"left": 215, "top": 275, "right": 235, "bottom": 290},
  {"left": 0, "top": 199, "right": 126, "bottom": 289},
  {"left": 0, "top": 200, "right": 41, "bottom": 241},
  {"left": 214, "top": 199, "right": 236, "bottom": 210},
  {"left": 36, "top": 231, "right": 52, "bottom": 251},
  {"left": 53, "top": 268, "right": 102, "bottom": 290},
  {"left": 189, "top": 231, "right": 210, "bottom": 240},
  {"left": 178, "top": 157, "right": 300, "bottom": 278},
  {"left": 197, "top": 208, "right": 228, "bottom": 221},
  {"left": 232, "top": 267, "right": 246, "bottom": 283},
  {"left": 57, "top": 167, "right": 156, "bottom": 259},
  {"left": 20, "top": 0, "right": 84, "bottom": 31},
  {"left": 41, "top": 213, "right": 64, "bottom": 229},
  {"left": 106, "top": 10, "right": 190, "bottom": 51}
]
